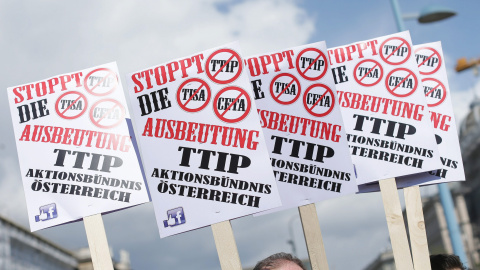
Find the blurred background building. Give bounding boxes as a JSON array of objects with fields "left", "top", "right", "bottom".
[
  {"left": 75, "top": 247, "right": 131, "bottom": 270},
  {"left": 0, "top": 215, "right": 131, "bottom": 270},
  {"left": 363, "top": 249, "right": 394, "bottom": 270}
]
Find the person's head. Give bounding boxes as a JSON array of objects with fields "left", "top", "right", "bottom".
[
  {"left": 430, "top": 254, "right": 466, "bottom": 270},
  {"left": 253, "top": 252, "right": 306, "bottom": 270}
]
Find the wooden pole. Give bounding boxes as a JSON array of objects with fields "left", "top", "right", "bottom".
[
  {"left": 379, "top": 178, "right": 414, "bottom": 270},
  {"left": 211, "top": 220, "right": 242, "bottom": 270},
  {"left": 83, "top": 214, "right": 114, "bottom": 270},
  {"left": 404, "top": 185, "right": 432, "bottom": 270},
  {"left": 298, "top": 203, "right": 329, "bottom": 270}
]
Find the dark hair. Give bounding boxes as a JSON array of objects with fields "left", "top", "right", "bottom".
[
  {"left": 430, "top": 254, "right": 466, "bottom": 270},
  {"left": 253, "top": 252, "right": 306, "bottom": 270}
]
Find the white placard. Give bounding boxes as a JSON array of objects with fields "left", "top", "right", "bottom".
[
  {"left": 328, "top": 31, "right": 442, "bottom": 185},
  {"left": 244, "top": 41, "right": 357, "bottom": 214},
  {"left": 7, "top": 62, "right": 150, "bottom": 232},
  {"left": 358, "top": 41, "right": 465, "bottom": 192},
  {"left": 125, "top": 42, "right": 282, "bottom": 238}
]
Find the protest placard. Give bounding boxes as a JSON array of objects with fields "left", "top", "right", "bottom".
[
  {"left": 125, "top": 42, "right": 282, "bottom": 239},
  {"left": 245, "top": 41, "right": 357, "bottom": 211},
  {"left": 357, "top": 41, "right": 464, "bottom": 191},
  {"left": 328, "top": 32, "right": 441, "bottom": 185},
  {"left": 245, "top": 41, "right": 356, "bottom": 269},
  {"left": 7, "top": 62, "right": 150, "bottom": 232},
  {"left": 402, "top": 42, "right": 464, "bottom": 185},
  {"left": 8, "top": 62, "right": 150, "bottom": 270},
  {"left": 328, "top": 32, "right": 443, "bottom": 269}
]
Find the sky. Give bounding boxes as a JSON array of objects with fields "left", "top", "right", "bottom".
[{"left": 1, "top": 0, "right": 479, "bottom": 269}]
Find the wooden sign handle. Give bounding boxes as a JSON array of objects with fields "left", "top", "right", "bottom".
[
  {"left": 84, "top": 214, "right": 114, "bottom": 270},
  {"left": 298, "top": 203, "right": 329, "bottom": 270},
  {"left": 379, "top": 178, "right": 414, "bottom": 270},
  {"left": 212, "top": 220, "right": 242, "bottom": 270},
  {"left": 404, "top": 185, "right": 432, "bottom": 270}
]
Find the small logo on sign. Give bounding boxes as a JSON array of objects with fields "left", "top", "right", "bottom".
[
  {"left": 176, "top": 78, "right": 211, "bottom": 112},
  {"left": 213, "top": 86, "right": 251, "bottom": 123},
  {"left": 55, "top": 91, "right": 88, "bottom": 120},
  {"left": 385, "top": 68, "right": 418, "bottom": 98},
  {"left": 422, "top": 78, "right": 446, "bottom": 107},
  {"left": 295, "top": 48, "right": 328, "bottom": 81},
  {"left": 380, "top": 37, "right": 411, "bottom": 65},
  {"left": 35, "top": 203, "right": 58, "bottom": 222},
  {"left": 205, "top": 48, "right": 243, "bottom": 84},
  {"left": 163, "top": 207, "right": 186, "bottom": 228},
  {"left": 414, "top": 47, "right": 442, "bottom": 75},
  {"left": 354, "top": 59, "right": 383, "bottom": 87},
  {"left": 269, "top": 73, "right": 301, "bottom": 105},
  {"left": 303, "top": 84, "right": 335, "bottom": 117},
  {"left": 83, "top": 68, "right": 119, "bottom": 96},
  {"left": 89, "top": 98, "right": 126, "bottom": 129}
]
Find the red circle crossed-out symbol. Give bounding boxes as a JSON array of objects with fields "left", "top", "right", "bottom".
[
  {"left": 205, "top": 48, "right": 243, "bottom": 84},
  {"left": 176, "top": 78, "right": 211, "bottom": 113},
  {"left": 380, "top": 37, "right": 412, "bottom": 66},
  {"left": 213, "top": 86, "right": 251, "bottom": 123},
  {"left": 89, "top": 99, "right": 126, "bottom": 129},
  {"left": 269, "top": 73, "right": 302, "bottom": 105},
  {"left": 385, "top": 68, "right": 418, "bottom": 98},
  {"left": 302, "top": 84, "right": 335, "bottom": 117},
  {"left": 83, "top": 68, "right": 119, "bottom": 96},
  {"left": 55, "top": 91, "right": 88, "bottom": 120},
  {"left": 354, "top": 59, "right": 384, "bottom": 87},
  {"left": 415, "top": 47, "right": 442, "bottom": 75},
  {"left": 295, "top": 48, "right": 328, "bottom": 81},
  {"left": 422, "top": 78, "right": 447, "bottom": 107}
]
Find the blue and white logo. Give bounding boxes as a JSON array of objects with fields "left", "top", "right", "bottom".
[
  {"left": 163, "top": 207, "right": 186, "bottom": 228},
  {"left": 34, "top": 203, "right": 58, "bottom": 222}
]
